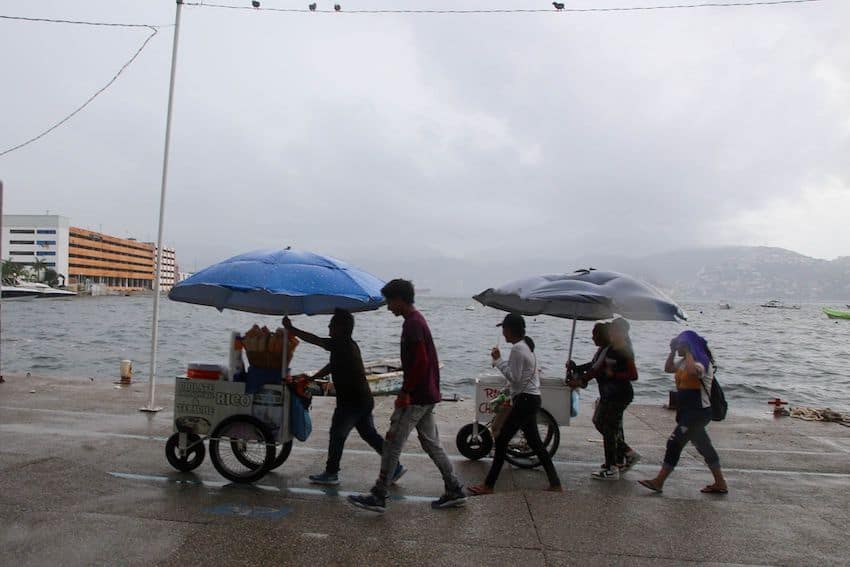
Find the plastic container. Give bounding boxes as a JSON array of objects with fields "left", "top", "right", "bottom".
[{"left": 187, "top": 362, "right": 222, "bottom": 380}]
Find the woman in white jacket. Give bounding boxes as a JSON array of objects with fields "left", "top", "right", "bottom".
[{"left": 468, "top": 313, "right": 563, "bottom": 495}]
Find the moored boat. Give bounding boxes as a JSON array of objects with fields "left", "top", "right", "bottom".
[
  {"left": 761, "top": 299, "right": 800, "bottom": 310},
  {"left": 1, "top": 283, "right": 76, "bottom": 299},
  {"left": 0, "top": 285, "right": 40, "bottom": 300},
  {"left": 823, "top": 307, "right": 850, "bottom": 320},
  {"left": 20, "top": 282, "right": 77, "bottom": 299},
  {"left": 308, "top": 359, "right": 405, "bottom": 397}
]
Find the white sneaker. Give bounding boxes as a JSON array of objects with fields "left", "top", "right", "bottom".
[{"left": 591, "top": 467, "right": 620, "bottom": 481}]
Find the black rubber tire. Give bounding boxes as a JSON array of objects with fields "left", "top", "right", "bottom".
[
  {"left": 456, "top": 423, "right": 494, "bottom": 461},
  {"left": 270, "top": 440, "right": 294, "bottom": 470},
  {"left": 231, "top": 439, "right": 293, "bottom": 471},
  {"left": 209, "top": 415, "right": 275, "bottom": 483},
  {"left": 165, "top": 432, "right": 205, "bottom": 472},
  {"left": 505, "top": 409, "right": 560, "bottom": 469}
]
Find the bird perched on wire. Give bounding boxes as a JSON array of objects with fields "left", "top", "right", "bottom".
[
  {"left": 308, "top": 2, "right": 317, "bottom": 10},
  {"left": 553, "top": 2, "right": 565, "bottom": 9},
  {"left": 334, "top": 4, "right": 341, "bottom": 11},
  {"left": 252, "top": 0, "right": 261, "bottom": 8}
]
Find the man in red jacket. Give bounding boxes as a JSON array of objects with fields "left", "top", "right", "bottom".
[{"left": 348, "top": 279, "right": 466, "bottom": 513}]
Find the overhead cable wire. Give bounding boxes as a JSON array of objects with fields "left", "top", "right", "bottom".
[
  {"left": 0, "top": 14, "right": 170, "bottom": 28},
  {"left": 0, "top": 23, "right": 160, "bottom": 158},
  {"left": 183, "top": 0, "right": 825, "bottom": 15}
]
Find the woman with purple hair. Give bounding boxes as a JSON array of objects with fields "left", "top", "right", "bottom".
[{"left": 638, "top": 330, "right": 728, "bottom": 494}]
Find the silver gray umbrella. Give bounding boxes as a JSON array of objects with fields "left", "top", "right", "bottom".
[{"left": 474, "top": 269, "right": 686, "bottom": 362}]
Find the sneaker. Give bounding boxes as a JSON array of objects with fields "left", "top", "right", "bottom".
[
  {"left": 347, "top": 492, "right": 386, "bottom": 513},
  {"left": 431, "top": 488, "right": 467, "bottom": 509},
  {"left": 591, "top": 467, "right": 620, "bottom": 481},
  {"left": 309, "top": 471, "right": 340, "bottom": 486},
  {"left": 391, "top": 464, "right": 407, "bottom": 485},
  {"left": 621, "top": 452, "right": 642, "bottom": 473}
]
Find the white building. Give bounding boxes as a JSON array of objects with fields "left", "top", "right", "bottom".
[
  {"left": 146, "top": 244, "right": 177, "bottom": 290},
  {"left": 2, "top": 215, "right": 70, "bottom": 283},
  {"left": 159, "top": 246, "right": 177, "bottom": 290}
]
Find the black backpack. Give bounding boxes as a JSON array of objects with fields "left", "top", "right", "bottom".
[{"left": 703, "top": 371, "right": 728, "bottom": 422}]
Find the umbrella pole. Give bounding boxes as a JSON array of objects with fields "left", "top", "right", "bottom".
[
  {"left": 566, "top": 317, "right": 577, "bottom": 364},
  {"left": 280, "top": 324, "right": 289, "bottom": 443},
  {"left": 141, "top": 0, "right": 183, "bottom": 413}
]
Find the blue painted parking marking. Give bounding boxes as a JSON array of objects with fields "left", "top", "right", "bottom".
[
  {"left": 203, "top": 504, "right": 292, "bottom": 519},
  {"left": 109, "top": 471, "right": 436, "bottom": 502}
]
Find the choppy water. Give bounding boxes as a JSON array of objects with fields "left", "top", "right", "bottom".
[{"left": 2, "top": 296, "right": 849, "bottom": 412}]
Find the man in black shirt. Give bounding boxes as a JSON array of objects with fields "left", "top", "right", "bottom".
[{"left": 283, "top": 309, "right": 404, "bottom": 486}]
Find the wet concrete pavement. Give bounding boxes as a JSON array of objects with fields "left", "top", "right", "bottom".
[{"left": 1, "top": 374, "right": 848, "bottom": 566}]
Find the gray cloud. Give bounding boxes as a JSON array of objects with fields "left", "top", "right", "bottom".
[{"left": 2, "top": 0, "right": 848, "bottom": 289}]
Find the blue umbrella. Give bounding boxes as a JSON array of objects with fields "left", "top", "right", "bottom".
[
  {"left": 168, "top": 248, "right": 386, "bottom": 316},
  {"left": 474, "top": 269, "right": 686, "bottom": 362}
]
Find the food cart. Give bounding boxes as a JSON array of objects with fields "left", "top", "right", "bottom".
[
  {"left": 163, "top": 248, "right": 389, "bottom": 484},
  {"left": 456, "top": 375, "right": 572, "bottom": 469},
  {"left": 164, "top": 330, "right": 301, "bottom": 483}
]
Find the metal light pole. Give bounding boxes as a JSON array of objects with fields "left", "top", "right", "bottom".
[{"left": 141, "top": 0, "right": 183, "bottom": 412}]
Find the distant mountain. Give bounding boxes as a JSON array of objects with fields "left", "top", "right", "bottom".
[
  {"left": 351, "top": 246, "right": 849, "bottom": 301},
  {"left": 576, "top": 247, "right": 850, "bottom": 301}
]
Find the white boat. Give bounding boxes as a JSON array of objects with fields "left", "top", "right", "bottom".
[
  {"left": 1, "top": 285, "right": 40, "bottom": 300},
  {"left": 718, "top": 302, "right": 732, "bottom": 310},
  {"left": 760, "top": 299, "right": 800, "bottom": 310},
  {"left": 19, "top": 282, "right": 77, "bottom": 299}
]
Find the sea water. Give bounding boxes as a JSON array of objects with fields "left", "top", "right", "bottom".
[{"left": 2, "top": 296, "right": 848, "bottom": 412}]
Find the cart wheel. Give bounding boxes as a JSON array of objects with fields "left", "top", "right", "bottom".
[
  {"left": 165, "top": 432, "right": 205, "bottom": 472},
  {"left": 456, "top": 423, "right": 493, "bottom": 461},
  {"left": 209, "top": 415, "right": 275, "bottom": 483},
  {"left": 231, "top": 439, "right": 293, "bottom": 471},
  {"left": 505, "top": 409, "right": 560, "bottom": 469},
  {"left": 270, "top": 440, "right": 293, "bottom": 470}
]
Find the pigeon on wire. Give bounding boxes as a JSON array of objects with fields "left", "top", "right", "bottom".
[
  {"left": 334, "top": 4, "right": 342, "bottom": 11},
  {"left": 553, "top": 2, "right": 565, "bottom": 9},
  {"left": 309, "top": 2, "right": 317, "bottom": 10},
  {"left": 252, "top": 0, "right": 261, "bottom": 8}
]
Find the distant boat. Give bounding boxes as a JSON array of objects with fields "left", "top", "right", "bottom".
[
  {"left": 760, "top": 299, "right": 800, "bottom": 310},
  {"left": 823, "top": 307, "right": 850, "bottom": 320},
  {"left": 465, "top": 305, "right": 476, "bottom": 311},
  {"left": 718, "top": 302, "right": 732, "bottom": 310}
]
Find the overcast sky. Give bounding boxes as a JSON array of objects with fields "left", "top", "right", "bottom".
[{"left": 2, "top": 0, "right": 848, "bottom": 291}]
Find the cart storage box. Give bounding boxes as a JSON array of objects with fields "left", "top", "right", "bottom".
[
  {"left": 475, "top": 376, "right": 571, "bottom": 426},
  {"left": 173, "top": 377, "right": 290, "bottom": 442}
]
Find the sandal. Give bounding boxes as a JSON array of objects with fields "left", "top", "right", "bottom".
[
  {"left": 700, "top": 484, "right": 728, "bottom": 494},
  {"left": 467, "top": 484, "right": 495, "bottom": 496},
  {"left": 638, "top": 479, "right": 663, "bottom": 493}
]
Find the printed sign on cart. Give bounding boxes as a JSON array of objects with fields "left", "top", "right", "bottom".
[{"left": 174, "top": 378, "right": 253, "bottom": 434}]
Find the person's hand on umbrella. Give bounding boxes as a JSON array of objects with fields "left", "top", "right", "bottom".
[{"left": 491, "top": 347, "right": 501, "bottom": 361}]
